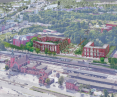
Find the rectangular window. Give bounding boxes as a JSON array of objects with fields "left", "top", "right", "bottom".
[
  {"left": 55, "top": 46, "right": 56, "bottom": 51},
  {"left": 84, "top": 52, "right": 86, "bottom": 55}
]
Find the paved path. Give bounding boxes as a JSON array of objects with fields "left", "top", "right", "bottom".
[{"left": 0, "top": 80, "right": 55, "bottom": 97}]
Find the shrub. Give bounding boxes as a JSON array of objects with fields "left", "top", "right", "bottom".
[{"left": 100, "top": 57, "right": 104, "bottom": 63}]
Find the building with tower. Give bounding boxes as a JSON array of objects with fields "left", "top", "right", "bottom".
[
  {"left": 33, "top": 35, "right": 71, "bottom": 54},
  {"left": 6, "top": 51, "right": 52, "bottom": 85}
]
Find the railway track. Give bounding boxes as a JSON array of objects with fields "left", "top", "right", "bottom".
[{"left": 0, "top": 52, "right": 116, "bottom": 76}]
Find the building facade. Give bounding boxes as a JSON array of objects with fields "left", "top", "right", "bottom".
[
  {"left": 65, "top": 78, "right": 79, "bottom": 91},
  {"left": 82, "top": 42, "right": 109, "bottom": 58},
  {"left": 13, "top": 33, "right": 38, "bottom": 46},
  {"left": 33, "top": 36, "right": 71, "bottom": 54}
]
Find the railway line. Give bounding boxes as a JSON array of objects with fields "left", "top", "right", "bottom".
[
  {"left": 1, "top": 51, "right": 117, "bottom": 92},
  {"left": 0, "top": 51, "right": 116, "bottom": 77}
]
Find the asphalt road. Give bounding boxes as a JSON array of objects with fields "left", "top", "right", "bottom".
[{"left": 0, "top": 79, "right": 55, "bottom": 97}]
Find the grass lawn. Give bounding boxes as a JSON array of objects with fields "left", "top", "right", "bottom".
[{"left": 106, "top": 46, "right": 116, "bottom": 57}]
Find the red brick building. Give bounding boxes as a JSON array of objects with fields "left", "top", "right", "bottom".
[
  {"left": 6, "top": 51, "right": 52, "bottom": 85},
  {"left": 82, "top": 42, "right": 109, "bottom": 58},
  {"left": 101, "top": 23, "right": 117, "bottom": 33},
  {"left": 38, "top": 69, "right": 52, "bottom": 85},
  {"left": 33, "top": 36, "right": 71, "bottom": 54},
  {"left": 66, "top": 78, "right": 79, "bottom": 91}
]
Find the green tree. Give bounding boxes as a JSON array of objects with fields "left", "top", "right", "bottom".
[
  {"left": 100, "top": 57, "right": 104, "bottom": 63},
  {"left": 35, "top": 48, "right": 40, "bottom": 54},
  {"left": 52, "top": 52, "right": 56, "bottom": 57},
  {"left": 45, "top": 78, "right": 50, "bottom": 85},
  {"left": 111, "top": 93, "right": 114, "bottom": 97},
  {"left": 100, "top": 95, "right": 103, "bottom": 97},
  {"left": 5, "top": 65, "right": 9, "bottom": 70},
  {"left": 48, "top": 51, "right": 52, "bottom": 56},
  {"left": 58, "top": 76, "right": 64, "bottom": 86},
  {"left": 79, "top": 84, "right": 83, "bottom": 92},
  {"left": 20, "top": 44, "right": 25, "bottom": 52},
  {"left": 108, "top": 57, "right": 111, "bottom": 63},
  {"left": 26, "top": 42, "right": 32, "bottom": 47},
  {"left": 30, "top": 37, "right": 37, "bottom": 43},
  {"left": 74, "top": 48, "right": 82, "bottom": 55},
  {"left": 30, "top": 47, "right": 34, "bottom": 52},
  {"left": 103, "top": 89, "right": 109, "bottom": 97},
  {"left": 45, "top": 48, "right": 48, "bottom": 55}
]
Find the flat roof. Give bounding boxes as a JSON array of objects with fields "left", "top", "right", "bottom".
[
  {"left": 36, "top": 65, "right": 47, "bottom": 70},
  {"left": 66, "top": 78, "right": 77, "bottom": 84},
  {"left": 27, "top": 63, "right": 37, "bottom": 68},
  {"left": 69, "top": 73, "right": 116, "bottom": 84},
  {"left": 40, "top": 35, "right": 66, "bottom": 39},
  {"left": 36, "top": 41, "right": 56, "bottom": 45},
  {"left": 84, "top": 41, "right": 109, "bottom": 49},
  {"left": 65, "top": 77, "right": 116, "bottom": 90}
]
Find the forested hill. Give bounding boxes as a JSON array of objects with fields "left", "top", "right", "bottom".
[{"left": 23, "top": 10, "right": 117, "bottom": 46}]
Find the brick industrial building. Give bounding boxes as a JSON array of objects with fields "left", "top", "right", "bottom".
[
  {"left": 33, "top": 35, "right": 71, "bottom": 54},
  {"left": 82, "top": 42, "right": 109, "bottom": 58}
]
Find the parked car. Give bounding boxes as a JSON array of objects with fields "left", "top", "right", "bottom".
[{"left": 53, "top": 84, "right": 56, "bottom": 87}]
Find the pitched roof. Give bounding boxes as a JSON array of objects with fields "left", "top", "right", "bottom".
[
  {"left": 45, "top": 69, "right": 52, "bottom": 74},
  {"left": 15, "top": 55, "right": 28, "bottom": 65}
]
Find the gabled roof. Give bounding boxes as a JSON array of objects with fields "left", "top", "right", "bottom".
[
  {"left": 15, "top": 55, "right": 28, "bottom": 65},
  {"left": 66, "top": 78, "right": 77, "bottom": 84}
]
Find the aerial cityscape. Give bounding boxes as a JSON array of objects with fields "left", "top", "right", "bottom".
[{"left": 0, "top": 0, "right": 117, "bottom": 97}]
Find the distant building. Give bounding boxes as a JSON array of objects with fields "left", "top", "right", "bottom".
[
  {"left": 34, "top": 9, "right": 38, "bottom": 14},
  {"left": 43, "top": 29, "right": 57, "bottom": 33},
  {"left": 101, "top": 23, "right": 117, "bottom": 33},
  {"left": 37, "top": 32, "right": 64, "bottom": 37},
  {"left": 44, "top": 4, "right": 58, "bottom": 10},
  {"left": 13, "top": 33, "right": 38, "bottom": 46},
  {"left": 0, "top": 22, "right": 17, "bottom": 32},
  {"left": 33, "top": 35, "right": 71, "bottom": 54},
  {"left": 82, "top": 42, "right": 109, "bottom": 58}
]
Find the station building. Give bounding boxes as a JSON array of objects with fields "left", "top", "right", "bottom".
[
  {"left": 6, "top": 51, "right": 52, "bottom": 85},
  {"left": 33, "top": 35, "right": 71, "bottom": 54},
  {"left": 82, "top": 42, "right": 109, "bottom": 58}
]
